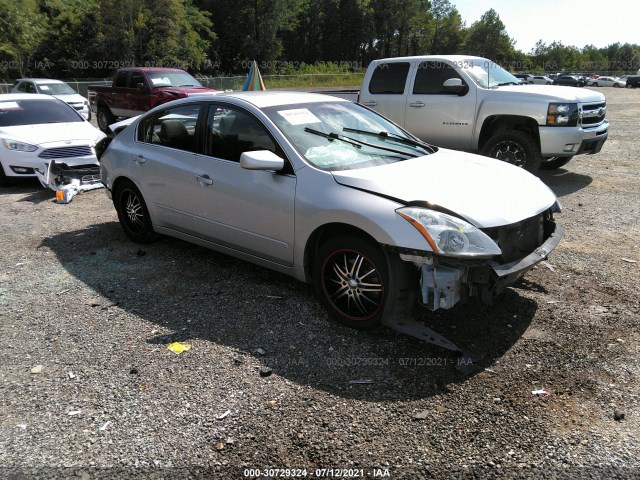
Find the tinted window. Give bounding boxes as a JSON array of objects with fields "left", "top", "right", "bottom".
[
  {"left": 368, "top": 62, "right": 410, "bottom": 94},
  {"left": 0, "top": 98, "right": 83, "bottom": 126},
  {"left": 413, "top": 61, "right": 465, "bottom": 94},
  {"left": 129, "top": 72, "right": 145, "bottom": 89},
  {"left": 115, "top": 72, "right": 128, "bottom": 88},
  {"left": 137, "top": 103, "right": 202, "bottom": 153},
  {"left": 205, "top": 105, "right": 278, "bottom": 162}
]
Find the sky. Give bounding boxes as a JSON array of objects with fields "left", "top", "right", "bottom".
[{"left": 450, "top": 0, "right": 638, "bottom": 53}]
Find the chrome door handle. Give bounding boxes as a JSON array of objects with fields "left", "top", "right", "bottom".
[
  {"left": 196, "top": 174, "right": 213, "bottom": 186},
  {"left": 409, "top": 101, "right": 425, "bottom": 108},
  {"left": 133, "top": 155, "right": 146, "bottom": 164},
  {"left": 362, "top": 101, "right": 377, "bottom": 107}
]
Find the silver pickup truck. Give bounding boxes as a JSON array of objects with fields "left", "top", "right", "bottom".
[{"left": 330, "top": 55, "right": 609, "bottom": 171}]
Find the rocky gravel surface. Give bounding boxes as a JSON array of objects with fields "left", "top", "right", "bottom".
[{"left": 0, "top": 88, "right": 638, "bottom": 479}]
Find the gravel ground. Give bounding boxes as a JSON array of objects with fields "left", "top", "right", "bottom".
[{"left": 1, "top": 88, "right": 638, "bottom": 479}]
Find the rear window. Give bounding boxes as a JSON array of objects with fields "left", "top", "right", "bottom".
[
  {"left": 368, "top": 62, "right": 410, "bottom": 94},
  {"left": 0, "top": 98, "right": 83, "bottom": 126}
]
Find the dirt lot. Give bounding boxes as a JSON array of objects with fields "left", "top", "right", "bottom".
[{"left": 0, "top": 88, "right": 638, "bottom": 479}]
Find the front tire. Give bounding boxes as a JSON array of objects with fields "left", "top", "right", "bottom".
[
  {"left": 480, "top": 130, "right": 541, "bottom": 171},
  {"left": 592, "top": 82, "right": 598, "bottom": 87},
  {"left": 0, "top": 163, "right": 14, "bottom": 187},
  {"left": 114, "top": 180, "right": 158, "bottom": 243},
  {"left": 313, "top": 236, "right": 414, "bottom": 330},
  {"left": 97, "top": 105, "right": 115, "bottom": 133}
]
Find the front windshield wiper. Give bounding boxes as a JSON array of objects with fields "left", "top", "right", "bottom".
[
  {"left": 343, "top": 127, "right": 436, "bottom": 153},
  {"left": 304, "top": 127, "right": 419, "bottom": 158},
  {"left": 496, "top": 82, "right": 520, "bottom": 86}
]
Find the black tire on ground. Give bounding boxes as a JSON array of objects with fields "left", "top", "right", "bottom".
[
  {"left": 0, "top": 163, "right": 14, "bottom": 187},
  {"left": 592, "top": 82, "right": 598, "bottom": 87},
  {"left": 313, "top": 235, "right": 415, "bottom": 330},
  {"left": 97, "top": 105, "right": 115, "bottom": 133},
  {"left": 114, "top": 180, "right": 158, "bottom": 243},
  {"left": 540, "top": 156, "right": 573, "bottom": 170},
  {"left": 480, "top": 130, "right": 542, "bottom": 171},
  {"left": 613, "top": 83, "right": 620, "bottom": 88}
]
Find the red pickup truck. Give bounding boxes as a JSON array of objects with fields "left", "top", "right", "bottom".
[{"left": 89, "top": 68, "right": 216, "bottom": 132}]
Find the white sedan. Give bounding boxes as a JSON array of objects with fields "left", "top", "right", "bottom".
[
  {"left": 587, "top": 76, "right": 626, "bottom": 88},
  {"left": 0, "top": 94, "right": 105, "bottom": 190},
  {"left": 11, "top": 78, "right": 92, "bottom": 120},
  {"left": 531, "top": 75, "right": 553, "bottom": 85}
]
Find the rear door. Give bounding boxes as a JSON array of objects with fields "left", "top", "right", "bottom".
[
  {"left": 358, "top": 61, "right": 411, "bottom": 127},
  {"left": 191, "top": 103, "right": 296, "bottom": 265}
]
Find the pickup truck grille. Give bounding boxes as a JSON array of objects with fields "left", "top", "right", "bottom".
[
  {"left": 38, "top": 146, "right": 93, "bottom": 159},
  {"left": 481, "top": 213, "right": 544, "bottom": 264},
  {"left": 581, "top": 102, "right": 606, "bottom": 127}
]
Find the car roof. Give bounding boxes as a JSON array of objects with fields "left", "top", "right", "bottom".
[
  {"left": 0, "top": 93, "right": 60, "bottom": 102},
  {"left": 15, "top": 78, "right": 65, "bottom": 85},
  {"left": 216, "top": 91, "right": 349, "bottom": 109}
]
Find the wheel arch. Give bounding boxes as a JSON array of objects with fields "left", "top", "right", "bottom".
[{"left": 479, "top": 115, "right": 540, "bottom": 152}]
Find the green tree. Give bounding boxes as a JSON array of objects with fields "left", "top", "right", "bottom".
[
  {"left": 427, "top": 0, "right": 464, "bottom": 55},
  {"left": 0, "top": 0, "right": 48, "bottom": 77},
  {"left": 463, "top": 9, "right": 515, "bottom": 63}
]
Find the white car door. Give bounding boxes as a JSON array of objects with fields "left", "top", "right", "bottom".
[{"left": 191, "top": 104, "right": 296, "bottom": 265}]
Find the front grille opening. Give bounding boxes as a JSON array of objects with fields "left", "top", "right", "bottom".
[{"left": 481, "top": 213, "right": 547, "bottom": 264}]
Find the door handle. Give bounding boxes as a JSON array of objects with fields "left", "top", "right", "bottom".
[
  {"left": 362, "top": 101, "right": 377, "bottom": 107},
  {"left": 133, "top": 155, "right": 146, "bottom": 164},
  {"left": 196, "top": 174, "right": 213, "bottom": 186},
  {"left": 409, "top": 101, "right": 425, "bottom": 108}
]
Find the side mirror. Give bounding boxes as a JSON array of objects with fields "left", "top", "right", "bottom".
[
  {"left": 240, "top": 150, "right": 284, "bottom": 171},
  {"left": 136, "top": 83, "right": 147, "bottom": 92},
  {"left": 442, "top": 78, "right": 468, "bottom": 96}
]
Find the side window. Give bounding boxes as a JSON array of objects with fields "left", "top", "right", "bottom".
[
  {"left": 115, "top": 72, "right": 128, "bottom": 88},
  {"left": 205, "top": 105, "right": 278, "bottom": 162},
  {"left": 413, "top": 61, "right": 465, "bottom": 94},
  {"left": 137, "top": 103, "right": 203, "bottom": 153},
  {"left": 129, "top": 72, "right": 145, "bottom": 89},
  {"left": 17, "top": 82, "right": 29, "bottom": 93},
  {"left": 368, "top": 62, "right": 410, "bottom": 94}
]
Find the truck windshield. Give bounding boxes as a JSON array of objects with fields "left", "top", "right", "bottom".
[
  {"left": 145, "top": 72, "right": 203, "bottom": 88},
  {"left": 461, "top": 60, "right": 521, "bottom": 88},
  {"left": 264, "top": 101, "right": 433, "bottom": 171}
]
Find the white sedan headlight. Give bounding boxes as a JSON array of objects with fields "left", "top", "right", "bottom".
[
  {"left": 397, "top": 207, "right": 501, "bottom": 258},
  {"left": 2, "top": 138, "right": 38, "bottom": 152}
]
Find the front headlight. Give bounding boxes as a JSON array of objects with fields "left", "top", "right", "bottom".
[
  {"left": 1, "top": 138, "right": 38, "bottom": 152},
  {"left": 397, "top": 207, "right": 501, "bottom": 258},
  {"left": 547, "top": 103, "right": 578, "bottom": 126}
]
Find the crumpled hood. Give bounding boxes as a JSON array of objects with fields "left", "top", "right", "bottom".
[
  {"left": 331, "top": 149, "right": 558, "bottom": 228},
  {"left": 0, "top": 122, "right": 103, "bottom": 145}
]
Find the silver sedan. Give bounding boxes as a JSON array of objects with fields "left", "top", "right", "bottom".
[{"left": 100, "top": 92, "right": 562, "bottom": 329}]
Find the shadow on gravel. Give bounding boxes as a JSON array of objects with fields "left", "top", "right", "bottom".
[
  {"left": 42, "top": 222, "right": 538, "bottom": 401},
  {"left": 538, "top": 168, "right": 592, "bottom": 197}
]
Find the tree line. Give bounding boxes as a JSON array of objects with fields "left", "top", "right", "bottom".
[{"left": 1, "top": 0, "right": 639, "bottom": 79}]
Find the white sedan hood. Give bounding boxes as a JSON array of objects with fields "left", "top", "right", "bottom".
[
  {"left": 0, "top": 122, "right": 102, "bottom": 145},
  {"left": 331, "top": 149, "right": 557, "bottom": 228}
]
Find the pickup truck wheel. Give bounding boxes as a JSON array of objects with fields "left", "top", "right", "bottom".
[
  {"left": 481, "top": 130, "right": 541, "bottom": 171},
  {"left": 313, "top": 236, "right": 415, "bottom": 330},
  {"left": 540, "top": 156, "right": 572, "bottom": 170},
  {"left": 97, "top": 106, "right": 115, "bottom": 133},
  {"left": 114, "top": 180, "right": 158, "bottom": 243}
]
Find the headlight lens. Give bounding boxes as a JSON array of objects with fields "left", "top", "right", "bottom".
[
  {"left": 547, "top": 103, "right": 578, "bottom": 126},
  {"left": 397, "top": 207, "right": 501, "bottom": 258},
  {"left": 1, "top": 138, "right": 38, "bottom": 152}
]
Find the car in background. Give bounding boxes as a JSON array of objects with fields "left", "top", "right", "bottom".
[
  {"left": 0, "top": 94, "right": 104, "bottom": 188},
  {"left": 531, "top": 75, "right": 553, "bottom": 85},
  {"left": 100, "top": 91, "right": 563, "bottom": 329},
  {"left": 11, "top": 78, "right": 91, "bottom": 120},
  {"left": 514, "top": 74, "right": 534, "bottom": 84},
  {"left": 552, "top": 75, "right": 585, "bottom": 87},
  {"left": 587, "top": 76, "right": 626, "bottom": 88}
]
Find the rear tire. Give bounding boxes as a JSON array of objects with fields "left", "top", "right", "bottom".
[
  {"left": 97, "top": 105, "right": 115, "bottom": 133},
  {"left": 313, "top": 236, "right": 415, "bottom": 330},
  {"left": 480, "top": 130, "right": 541, "bottom": 172},
  {"left": 114, "top": 180, "right": 158, "bottom": 243}
]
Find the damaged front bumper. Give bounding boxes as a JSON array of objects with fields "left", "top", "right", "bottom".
[
  {"left": 35, "top": 160, "right": 103, "bottom": 203},
  {"left": 411, "top": 220, "right": 563, "bottom": 311}
]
